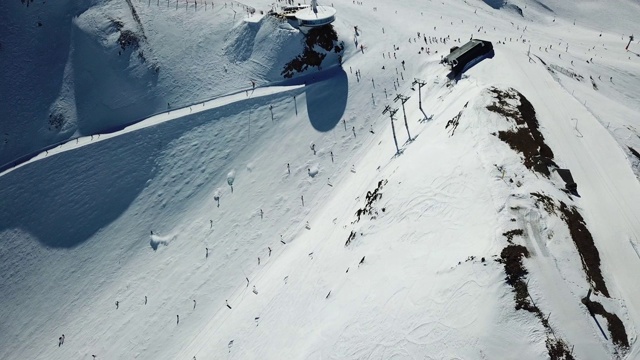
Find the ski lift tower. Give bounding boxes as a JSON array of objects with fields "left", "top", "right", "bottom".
[
  {"left": 295, "top": 0, "right": 336, "bottom": 32},
  {"left": 626, "top": 35, "right": 634, "bottom": 51}
]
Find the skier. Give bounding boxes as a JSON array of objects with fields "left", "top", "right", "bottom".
[
  {"left": 287, "top": 163, "right": 290, "bottom": 174},
  {"left": 226, "top": 300, "right": 232, "bottom": 309},
  {"left": 258, "top": 257, "right": 261, "bottom": 265},
  {"left": 268, "top": 247, "right": 272, "bottom": 256},
  {"left": 177, "top": 315, "right": 179, "bottom": 324},
  {"left": 193, "top": 300, "right": 197, "bottom": 309},
  {"left": 115, "top": 301, "right": 119, "bottom": 309},
  {"left": 144, "top": 296, "right": 147, "bottom": 305},
  {"left": 58, "top": 336, "right": 62, "bottom": 347},
  {"left": 206, "top": 247, "right": 209, "bottom": 258}
]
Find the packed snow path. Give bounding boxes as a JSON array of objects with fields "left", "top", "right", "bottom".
[{"left": 0, "top": 84, "right": 303, "bottom": 177}]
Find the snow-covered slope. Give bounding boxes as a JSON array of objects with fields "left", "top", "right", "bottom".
[
  {"left": 0, "top": 0, "right": 305, "bottom": 167},
  {"left": 2, "top": 0, "right": 640, "bottom": 359}
]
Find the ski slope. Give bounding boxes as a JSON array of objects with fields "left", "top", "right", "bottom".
[{"left": 2, "top": 0, "right": 640, "bottom": 359}]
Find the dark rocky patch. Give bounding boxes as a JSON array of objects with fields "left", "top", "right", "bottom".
[
  {"left": 499, "top": 243, "right": 576, "bottom": 359},
  {"left": 304, "top": 25, "right": 340, "bottom": 52},
  {"left": 48, "top": 112, "right": 65, "bottom": 132},
  {"left": 282, "top": 25, "right": 343, "bottom": 78},
  {"left": 282, "top": 47, "right": 326, "bottom": 78},
  {"left": 345, "top": 230, "right": 356, "bottom": 247},
  {"left": 531, "top": 192, "right": 556, "bottom": 215},
  {"left": 628, "top": 146, "right": 640, "bottom": 161},
  {"left": 546, "top": 338, "right": 575, "bottom": 360},
  {"left": 499, "top": 244, "right": 537, "bottom": 312},
  {"left": 118, "top": 30, "right": 140, "bottom": 51},
  {"left": 559, "top": 202, "right": 609, "bottom": 297},
  {"left": 486, "top": 87, "right": 556, "bottom": 176},
  {"left": 503, "top": 229, "right": 524, "bottom": 243},
  {"left": 530, "top": 192, "right": 609, "bottom": 297},
  {"left": 581, "top": 296, "right": 629, "bottom": 349},
  {"left": 352, "top": 179, "right": 387, "bottom": 224}
]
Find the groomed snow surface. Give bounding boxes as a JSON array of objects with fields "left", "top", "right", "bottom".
[{"left": 2, "top": 0, "right": 640, "bottom": 359}]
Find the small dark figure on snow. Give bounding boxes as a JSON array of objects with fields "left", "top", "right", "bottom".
[
  {"left": 359, "top": 256, "right": 366, "bottom": 266},
  {"left": 268, "top": 247, "right": 272, "bottom": 256},
  {"left": 177, "top": 315, "right": 179, "bottom": 324},
  {"left": 115, "top": 301, "right": 119, "bottom": 309},
  {"left": 226, "top": 300, "right": 232, "bottom": 309}
]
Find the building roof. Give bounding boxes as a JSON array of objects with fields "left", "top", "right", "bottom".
[
  {"left": 295, "top": 5, "right": 336, "bottom": 21},
  {"left": 443, "top": 39, "right": 491, "bottom": 64}
]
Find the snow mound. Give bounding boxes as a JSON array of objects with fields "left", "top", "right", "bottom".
[{"left": 149, "top": 233, "right": 176, "bottom": 251}]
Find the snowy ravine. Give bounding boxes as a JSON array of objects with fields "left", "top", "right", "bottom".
[{"left": 2, "top": 0, "right": 640, "bottom": 359}]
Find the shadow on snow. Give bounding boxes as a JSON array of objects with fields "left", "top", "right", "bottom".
[
  {"left": 275, "top": 65, "right": 349, "bottom": 132},
  {"left": 0, "top": 91, "right": 295, "bottom": 248}
]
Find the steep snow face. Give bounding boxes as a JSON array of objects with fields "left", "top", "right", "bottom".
[
  {"left": 0, "top": 0, "right": 93, "bottom": 165},
  {"left": 2, "top": 0, "right": 640, "bottom": 359},
  {"left": 0, "top": 0, "right": 309, "bottom": 167}
]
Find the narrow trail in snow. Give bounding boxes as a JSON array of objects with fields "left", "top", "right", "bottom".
[{"left": 0, "top": 84, "right": 303, "bottom": 178}]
